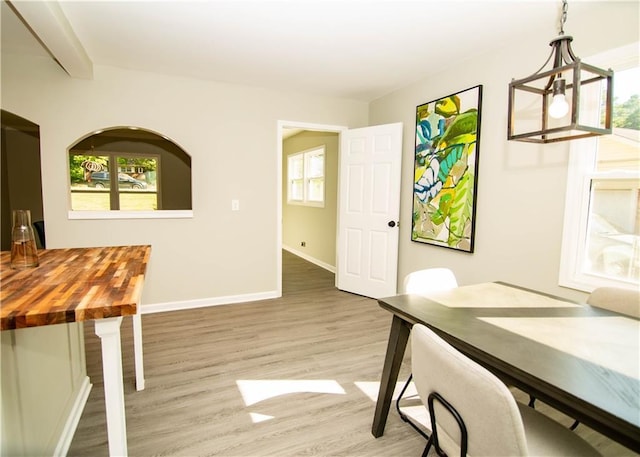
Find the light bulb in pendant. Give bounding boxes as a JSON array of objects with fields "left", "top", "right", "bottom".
[{"left": 549, "top": 78, "right": 569, "bottom": 119}]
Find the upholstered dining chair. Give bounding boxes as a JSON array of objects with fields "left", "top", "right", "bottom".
[
  {"left": 397, "top": 268, "right": 458, "bottom": 439},
  {"left": 403, "top": 268, "right": 458, "bottom": 295},
  {"left": 587, "top": 286, "right": 640, "bottom": 318},
  {"left": 411, "top": 324, "right": 601, "bottom": 457}
]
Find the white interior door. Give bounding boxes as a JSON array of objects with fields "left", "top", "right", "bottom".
[{"left": 337, "top": 122, "right": 403, "bottom": 298}]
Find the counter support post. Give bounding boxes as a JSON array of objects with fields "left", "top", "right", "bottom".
[
  {"left": 95, "top": 316, "right": 128, "bottom": 457},
  {"left": 132, "top": 313, "right": 145, "bottom": 391}
]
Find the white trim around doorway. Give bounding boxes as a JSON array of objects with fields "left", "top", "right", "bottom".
[{"left": 277, "top": 120, "right": 347, "bottom": 297}]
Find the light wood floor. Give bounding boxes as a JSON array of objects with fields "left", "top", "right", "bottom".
[{"left": 69, "top": 251, "right": 637, "bottom": 456}]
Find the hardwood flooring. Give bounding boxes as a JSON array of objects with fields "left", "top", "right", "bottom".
[{"left": 69, "top": 251, "right": 637, "bottom": 456}]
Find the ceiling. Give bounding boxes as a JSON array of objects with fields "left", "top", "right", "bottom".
[{"left": 2, "top": 0, "right": 597, "bottom": 103}]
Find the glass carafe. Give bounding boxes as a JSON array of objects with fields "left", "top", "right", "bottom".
[{"left": 10, "top": 210, "right": 39, "bottom": 269}]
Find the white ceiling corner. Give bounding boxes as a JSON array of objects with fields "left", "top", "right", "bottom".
[
  {"left": 7, "top": 0, "right": 92, "bottom": 79},
  {"left": 1, "top": 0, "right": 606, "bottom": 102}
]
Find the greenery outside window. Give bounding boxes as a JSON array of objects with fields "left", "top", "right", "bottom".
[
  {"left": 287, "top": 146, "right": 325, "bottom": 207},
  {"left": 560, "top": 48, "right": 639, "bottom": 291}
]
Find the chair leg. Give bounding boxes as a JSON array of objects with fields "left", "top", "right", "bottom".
[
  {"left": 396, "top": 373, "right": 413, "bottom": 419},
  {"left": 421, "top": 436, "right": 434, "bottom": 457},
  {"left": 396, "top": 373, "right": 430, "bottom": 441}
]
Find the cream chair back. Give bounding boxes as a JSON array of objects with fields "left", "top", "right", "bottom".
[
  {"left": 402, "top": 268, "right": 458, "bottom": 294},
  {"left": 411, "top": 324, "right": 529, "bottom": 456},
  {"left": 587, "top": 287, "right": 640, "bottom": 318},
  {"left": 411, "top": 324, "right": 602, "bottom": 457}
]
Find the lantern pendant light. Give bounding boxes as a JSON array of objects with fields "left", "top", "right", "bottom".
[{"left": 507, "top": 0, "right": 614, "bottom": 143}]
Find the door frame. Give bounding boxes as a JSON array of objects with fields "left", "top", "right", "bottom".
[{"left": 277, "top": 120, "right": 348, "bottom": 297}]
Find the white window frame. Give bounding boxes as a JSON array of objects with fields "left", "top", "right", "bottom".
[
  {"left": 69, "top": 151, "right": 162, "bottom": 210},
  {"left": 287, "top": 146, "right": 325, "bottom": 207},
  {"left": 559, "top": 43, "right": 640, "bottom": 292}
]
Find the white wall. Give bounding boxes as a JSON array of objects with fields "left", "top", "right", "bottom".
[
  {"left": 369, "top": 1, "right": 639, "bottom": 301},
  {"left": 3, "top": 1, "right": 637, "bottom": 307},
  {"left": 1, "top": 54, "right": 368, "bottom": 307}
]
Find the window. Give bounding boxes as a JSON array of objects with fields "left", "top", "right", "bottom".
[
  {"left": 68, "top": 127, "right": 192, "bottom": 218},
  {"left": 287, "top": 146, "right": 325, "bottom": 207},
  {"left": 70, "top": 153, "right": 159, "bottom": 210},
  {"left": 560, "top": 47, "right": 640, "bottom": 291}
]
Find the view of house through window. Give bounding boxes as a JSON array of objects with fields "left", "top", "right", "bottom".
[
  {"left": 584, "top": 67, "right": 639, "bottom": 281},
  {"left": 287, "top": 146, "right": 325, "bottom": 206},
  {"left": 70, "top": 153, "right": 159, "bottom": 210},
  {"left": 561, "top": 59, "right": 639, "bottom": 290}
]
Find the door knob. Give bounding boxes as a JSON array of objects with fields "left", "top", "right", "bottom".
[{"left": 388, "top": 220, "right": 399, "bottom": 228}]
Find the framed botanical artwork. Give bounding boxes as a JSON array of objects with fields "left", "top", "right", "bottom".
[{"left": 411, "top": 85, "right": 482, "bottom": 252}]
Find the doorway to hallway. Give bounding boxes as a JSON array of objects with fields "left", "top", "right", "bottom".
[
  {"left": 278, "top": 121, "right": 403, "bottom": 299},
  {"left": 278, "top": 121, "right": 346, "bottom": 297}
]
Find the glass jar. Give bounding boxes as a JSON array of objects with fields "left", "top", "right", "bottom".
[{"left": 10, "top": 209, "right": 39, "bottom": 269}]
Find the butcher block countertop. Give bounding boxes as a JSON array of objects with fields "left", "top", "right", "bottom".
[{"left": 1, "top": 245, "right": 151, "bottom": 330}]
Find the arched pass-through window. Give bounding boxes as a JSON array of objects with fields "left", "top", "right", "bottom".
[{"left": 68, "top": 127, "right": 192, "bottom": 219}]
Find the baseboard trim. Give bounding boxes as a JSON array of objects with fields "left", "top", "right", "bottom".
[
  {"left": 54, "top": 376, "right": 92, "bottom": 457},
  {"left": 282, "top": 246, "right": 336, "bottom": 273},
  {"left": 142, "top": 291, "right": 279, "bottom": 315},
  {"left": 142, "top": 250, "right": 335, "bottom": 315}
]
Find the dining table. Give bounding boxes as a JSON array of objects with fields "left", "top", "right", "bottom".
[
  {"left": 372, "top": 281, "right": 640, "bottom": 453},
  {"left": 1, "top": 245, "right": 151, "bottom": 457}
]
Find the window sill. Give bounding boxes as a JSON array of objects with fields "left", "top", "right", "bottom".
[
  {"left": 68, "top": 210, "right": 193, "bottom": 220},
  {"left": 287, "top": 201, "right": 325, "bottom": 208},
  {"left": 559, "top": 271, "right": 639, "bottom": 294}
]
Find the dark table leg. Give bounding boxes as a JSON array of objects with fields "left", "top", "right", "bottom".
[{"left": 372, "top": 314, "right": 412, "bottom": 437}]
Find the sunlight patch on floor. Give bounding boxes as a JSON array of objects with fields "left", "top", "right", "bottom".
[
  {"left": 249, "top": 412, "right": 275, "bottom": 423},
  {"left": 236, "top": 379, "right": 346, "bottom": 407}
]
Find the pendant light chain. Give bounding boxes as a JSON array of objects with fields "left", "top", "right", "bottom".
[{"left": 559, "top": 0, "right": 568, "bottom": 35}]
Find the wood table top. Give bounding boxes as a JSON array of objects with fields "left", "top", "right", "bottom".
[{"left": 1, "top": 245, "right": 151, "bottom": 330}]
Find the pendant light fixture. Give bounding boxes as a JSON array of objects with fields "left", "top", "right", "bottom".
[{"left": 507, "top": 0, "right": 613, "bottom": 143}]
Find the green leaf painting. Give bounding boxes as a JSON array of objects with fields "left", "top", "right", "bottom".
[{"left": 412, "top": 85, "right": 482, "bottom": 253}]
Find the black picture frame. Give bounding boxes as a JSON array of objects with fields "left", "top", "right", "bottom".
[{"left": 411, "top": 85, "right": 482, "bottom": 253}]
